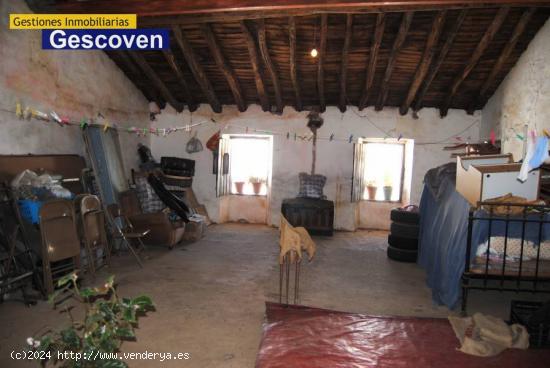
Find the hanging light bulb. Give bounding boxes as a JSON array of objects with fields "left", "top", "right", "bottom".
[{"left": 310, "top": 48, "right": 318, "bottom": 58}]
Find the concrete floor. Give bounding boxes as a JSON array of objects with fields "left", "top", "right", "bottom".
[{"left": 0, "top": 224, "right": 547, "bottom": 367}]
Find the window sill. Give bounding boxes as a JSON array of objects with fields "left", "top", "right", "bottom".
[
  {"left": 229, "top": 193, "right": 268, "bottom": 198},
  {"left": 361, "top": 199, "right": 403, "bottom": 204}
]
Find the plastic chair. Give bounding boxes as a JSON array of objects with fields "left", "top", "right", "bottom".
[
  {"left": 79, "top": 195, "right": 110, "bottom": 275},
  {"left": 106, "top": 203, "right": 148, "bottom": 268},
  {"left": 39, "top": 200, "right": 81, "bottom": 294}
]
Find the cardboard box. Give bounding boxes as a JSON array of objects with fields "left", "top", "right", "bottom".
[{"left": 456, "top": 154, "right": 540, "bottom": 206}]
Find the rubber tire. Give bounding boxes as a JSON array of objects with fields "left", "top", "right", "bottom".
[
  {"left": 390, "top": 208, "right": 420, "bottom": 225},
  {"left": 388, "top": 234, "right": 418, "bottom": 250},
  {"left": 387, "top": 245, "right": 418, "bottom": 263},
  {"left": 390, "top": 222, "right": 419, "bottom": 239}
]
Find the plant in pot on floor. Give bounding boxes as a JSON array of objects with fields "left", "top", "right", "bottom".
[
  {"left": 366, "top": 180, "right": 378, "bottom": 200},
  {"left": 27, "top": 272, "right": 154, "bottom": 368},
  {"left": 249, "top": 176, "right": 266, "bottom": 195},
  {"left": 234, "top": 181, "right": 245, "bottom": 194}
]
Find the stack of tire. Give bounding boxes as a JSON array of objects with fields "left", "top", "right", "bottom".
[{"left": 387, "top": 205, "right": 420, "bottom": 263}]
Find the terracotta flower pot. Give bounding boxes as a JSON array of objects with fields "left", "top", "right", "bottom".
[
  {"left": 383, "top": 186, "right": 393, "bottom": 201},
  {"left": 252, "top": 182, "right": 263, "bottom": 195},
  {"left": 235, "top": 182, "right": 245, "bottom": 194},
  {"left": 366, "top": 185, "right": 377, "bottom": 200}
]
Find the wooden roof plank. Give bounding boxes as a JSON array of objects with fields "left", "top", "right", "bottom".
[
  {"left": 318, "top": 14, "right": 328, "bottom": 112},
  {"left": 201, "top": 23, "right": 247, "bottom": 112},
  {"left": 258, "top": 19, "right": 284, "bottom": 113},
  {"left": 162, "top": 50, "right": 198, "bottom": 111},
  {"left": 413, "top": 9, "right": 467, "bottom": 112},
  {"left": 128, "top": 51, "right": 184, "bottom": 112},
  {"left": 172, "top": 25, "right": 222, "bottom": 113},
  {"left": 288, "top": 16, "right": 303, "bottom": 111},
  {"left": 240, "top": 20, "right": 270, "bottom": 111},
  {"left": 375, "top": 11, "right": 414, "bottom": 111},
  {"left": 439, "top": 6, "right": 510, "bottom": 117},
  {"left": 359, "top": 13, "right": 385, "bottom": 110},
  {"left": 339, "top": 14, "right": 353, "bottom": 113},
  {"left": 400, "top": 10, "right": 446, "bottom": 115},
  {"left": 466, "top": 7, "right": 536, "bottom": 114}
]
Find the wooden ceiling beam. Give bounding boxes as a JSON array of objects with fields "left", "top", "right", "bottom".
[
  {"left": 48, "top": 0, "right": 550, "bottom": 18},
  {"left": 112, "top": 51, "right": 165, "bottom": 109},
  {"left": 400, "top": 10, "right": 446, "bottom": 115},
  {"left": 162, "top": 50, "right": 198, "bottom": 112},
  {"left": 413, "top": 9, "right": 467, "bottom": 112},
  {"left": 258, "top": 19, "right": 284, "bottom": 113},
  {"left": 240, "top": 21, "right": 270, "bottom": 111},
  {"left": 440, "top": 6, "right": 509, "bottom": 117},
  {"left": 359, "top": 13, "right": 385, "bottom": 110},
  {"left": 201, "top": 23, "right": 247, "bottom": 112},
  {"left": 339, "top": 14, "right": 353, "bottom": 113},
  {"left": 128, "top": 51, "right": 184, "bottom": 112},
  {"left": 467, "top": 7, "right": 535, "bottom": 114},
  {"left": 288, "top": 17, "right": 303, "bottom": 112},
  {"left": 317, "top": 14, "right": 328, "bottom": 112},
  {"left": 375, "top": 12, "right": 414, "bottom": 111},
  {"left": 172, "top": 25, "right": 222, "bottom": 113}
]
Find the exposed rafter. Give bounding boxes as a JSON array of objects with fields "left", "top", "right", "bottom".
[
  {"left": 375, "top": 12, "right": 414, "bottom": 111},
  {"left": 72, "top": 3, "right": 548, "bottom": 116},
  {"left": 400, "top": 10, "right": 446, "bottom": 115},
  {"left": 113, "top": 51, "right": 165, "bottom": 108},
  {"left": 128, "top": 51, "right": 184, "bottom": 112},
  {"left": 172, "top": 25, "right": 222, "bottom": 113},
  {"left": 317, "top": 14, "right": 328, "bottom": 112},
  {"left": 258, "top": 19, "right": 284, "bottom": 113},
  {"left": 162, "top": 50, "right": 197, "bottom": 112},
  {"left": 288, "top": 16, "right": 303, "bottom": 111},
  {"left": 467, "top": 7, "right": 536, "bottom": 114},
  {"left": 359, "top": 13, "right": 385, "bottom": 110},
  {"left": 240, "top": 20, "right": 270, "bottom": 111},
  {"left": 413, "top": 9, "right": 467, "bottom": 112},
  {"left": 440, "top": 6, "right": 510, "bottom": 117},
  {"left": 201, "top": 23, "right": 246, "bottom": 112},
  {"left": 339, "top": 14, "right": 353, "bottom": 112}
]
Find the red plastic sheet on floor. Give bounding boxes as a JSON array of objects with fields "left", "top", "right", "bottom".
[{"left": 255, "top": 302, "right": 549, "bottom": 368}]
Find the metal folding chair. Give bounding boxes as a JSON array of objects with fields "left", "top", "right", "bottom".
[
  {"left": 106, "top": 203, "right": 148, "bottom": 268},
  {"left": 39, "top": 200, "right": 81, "bottom": 295},
  {"left": 79, "top": 195, "right": 110, "bottom": 275}
]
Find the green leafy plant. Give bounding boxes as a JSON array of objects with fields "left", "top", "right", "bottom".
[
  {"left": 29, "top": 272, "right": 154, "bottom": 367},
  {"left": 248, "top": 176, "right": 266, "bottom": 184}
]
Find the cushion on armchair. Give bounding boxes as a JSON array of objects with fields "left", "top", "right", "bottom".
[
  {"left": 135, "top": 176, "right": 165, "bottom": 213},
  {"left": 298, "top": 172, "right": 327, "bottom": 199}
]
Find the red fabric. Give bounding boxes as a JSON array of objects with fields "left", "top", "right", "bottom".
[{"left": 256, "top": 303, "right": 549, "bottom": 368}]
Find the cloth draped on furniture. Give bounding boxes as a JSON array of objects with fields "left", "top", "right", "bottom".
[{"left": 418, "top": 166, "right": 550, "bottom": 309}]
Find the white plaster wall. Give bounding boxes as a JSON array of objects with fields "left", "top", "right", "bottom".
[
  {"left": 150, "top": 104, "right": 479, "bottom": 230},
  {"left": 0, "top": 1, "right": 150, "bottom": 176},
  {"left": 481, "top": 19, "right": 550, "bottom": 161}
]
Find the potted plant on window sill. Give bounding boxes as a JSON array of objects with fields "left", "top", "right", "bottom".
[
  {"left": 382, "top": 174, "right": 393, "bottom": 201},
  {"left": 234, "top": 181, "right": 245, "bottom": 194},
  {"left": 366, "top": 180, "right": 377, "bottom": 200},
  {"left": 249, "top": 176, "right": 265, "bottom": 195}
]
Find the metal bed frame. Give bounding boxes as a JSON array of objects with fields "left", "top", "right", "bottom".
[{"left": 461, "top": 201, "right": 550, "bottom": 313}]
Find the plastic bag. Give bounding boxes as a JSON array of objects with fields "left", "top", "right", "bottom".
[
  {"left": 11, "top": 169, "right": 38, "bottom": 188},
  {"left": 186, "top": 132, "right": 203, "bottom": 154}
]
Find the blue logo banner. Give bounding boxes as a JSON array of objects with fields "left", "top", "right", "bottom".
[{"left": 42, "top": 29, "right": 170, "bottom": 50}]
